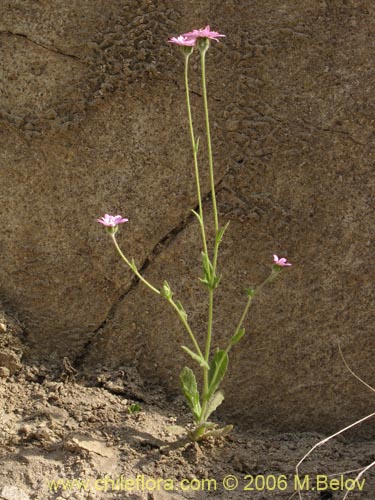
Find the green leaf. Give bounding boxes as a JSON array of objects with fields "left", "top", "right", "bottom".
[
  {"left": 130, "top": 258, "right": 138, "bottom": 272},
  {"left": 176, "top": 300, "right": 187, "bottom": 321},
  {"left": 202, "top": 251, "right": 213, "bottom": 276},
  {"left": 198, "top": 277, "right": 210, "bottom": 286},
  {"left": 199, "top": 252, "right": 219, "bottom": 289},
  {"left": 212, "top": 274, "right": 221, "bottom": 289},
  {"left": 128, "top": 403, "right": 141, "bottom": 414},
  {"left": 208, "top": 349, "right": 228, "bottom": 400},
  {"left": 194, "top": 136, "right": 200, "bottom": 155},
  {"left": 190, "top": 422, "right": 233, "bottom": 441},
  {"left": 190, "top": 422, "right": 216, "bottom": 441},
  {"left": 215, "top": 222, "right": 230, "bottom": 246},
  {"left": 246, "top": 287, "right": 256, "bottom": 298},
  {"left": 181, "top": 346, "right": 209, "bottom": 369},
  {"left": 191, "top": 209, "right": 202, "bottom": 225},
  {"left": 200, "top": 424, "right": 233, "bottom": 440},
  {"left": 199, "top": 252, "right": 211, "bottom": 287},
  {"left": 161, "top": 280, "right": 173, "bottom": 300},
  {"left": 230, "top": 327, "right": 245, "bottom": 346},
  {"left": 180, "top": 367, "right": 201, "bottom": 421},
  {"left": 203, "top": 390, "right": 225, "bottom": 421}
]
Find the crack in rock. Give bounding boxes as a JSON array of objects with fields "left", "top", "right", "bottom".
[{"left": 0, "top": 30, "right": 83, "bottom": 61}]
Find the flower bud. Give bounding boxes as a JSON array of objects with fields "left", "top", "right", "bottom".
[
  {"left": 161, "top": 280, "right": 173, "bottom": 300},
  {"left": 197, "top": 37, "right": 210, "bottom": 53},
  {"left": 105, "top": 225, "right": 118, "bottom": 235}
]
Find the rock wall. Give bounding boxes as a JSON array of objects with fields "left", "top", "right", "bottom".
[{"left": 1, "top": 0, "right": 374, "bottom": 433}]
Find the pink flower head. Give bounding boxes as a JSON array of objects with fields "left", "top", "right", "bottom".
[
  {"left": 97, "top": 214, "right": 128, "bottom": 227},
  {"left": 273, "top": 254, "right": 292, "bottom": 267},
  {"left": 168, "top": 35, "right": 196, "bottom": 47},
  {"left": 182, "top": 25, "right": 225, "bottom": 43}
]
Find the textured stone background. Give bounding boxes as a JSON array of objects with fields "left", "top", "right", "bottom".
[{"left": 1, "top": 0, "right": 374, "bottom": 433}]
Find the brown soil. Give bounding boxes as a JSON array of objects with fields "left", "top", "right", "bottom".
[{"left": 0, "top": 315, "right": 374, "bottom": 500}]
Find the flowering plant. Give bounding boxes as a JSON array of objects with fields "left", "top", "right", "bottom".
[{"left": 97, "top": 26, "right": 291, "bottom": 441}]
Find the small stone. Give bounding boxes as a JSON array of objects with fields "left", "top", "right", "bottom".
[
  {"left": 0, "top": 323, "right": 7, "bottom": 333},
  {"left": 0, "top": 367, "right": 10, "bottom": 378},
  {"left": 0, "top": 485, "right": 30, "bottom": 500},
  {"left": 0, "top": 350, "right": 22, "bottom": 374},
  {"left": 18, "top": 424, "right": 32, "bottom": 436},
  {"left": 65, "top": 433, "right": 113, "bottom": 458}
]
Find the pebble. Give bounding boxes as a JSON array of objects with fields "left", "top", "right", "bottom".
[
  {"left": 0, "top": 485, "right": 30, "bottom": 500},
  {"left": 0, "top": 367, "right": 10, "bottom": 378}
]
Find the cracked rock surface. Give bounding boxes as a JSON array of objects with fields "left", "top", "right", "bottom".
[{"left": 1, "top": 1, "right": 374, "bottom": 432}]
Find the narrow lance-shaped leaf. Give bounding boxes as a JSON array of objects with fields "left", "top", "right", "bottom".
[
  {"left": 191, "top": 209, "right": 202, "bottom": 225},
  {"left": 130, "top": 258, "right": 138, "bottom": 273},
  {"left": 161, "top": 280, "right": 173, "bottom": 300},
  {"left": 199, "top": 252, "right": 220, "bottom": 289},
  {"left": 194, "top": 136, "right": 200, "bottom": 155},
  {"left": 180, "top": 367, "right": 201, "bottom": 421},
  {"left": 215, "top": 222, "right": 230, "bottom": 246},
  {"left": 207, "top": 349, "right": 228, "bottom": 400},
  {"left": 203, "top": 389, "right": 225, "bottom": 421},
  {"left": 200, "top": 424, "right": 233, "bottom": 440},
  {"left": 181, "top": 345, "right": 209, "bottom": 369},
  {"left": 230, "top": 327, "right": 245, "bottom": 346},
  {"left": 200, "top": 252, "right": 212, "bottom": 283},
  {"left": 212, "top": 273, "right": 221, "bottom": 289},
  {"left": 176, "top": 300, "right": 187, "bottom": 321}
]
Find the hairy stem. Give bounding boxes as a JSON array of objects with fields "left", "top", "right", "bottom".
[
  {"left": 184, "top": 53, "right": 208, "bottom": 256},
  {"left": 200, "top": 46, "right": 219, "bottom": 234},
  {"left": 226, "top": 295, "right": 253, "bottom": 355},
  {"left": 169, "top": 298, "right": 204, "bottom": 359},
  {"left": 111, "top": 234, "right": 160, "bottom": 295},
  {"left": 199, "top": 43, "right": 220, "bottom": 423},
  {"left": 200, "top": 287, "right": 214, "bottom": 422},
  {"left": 226, "top": 271, "right": 279, "bottom": 354},
  {"left": 111, "top": 234, "right": 202, "bottom": 358}
]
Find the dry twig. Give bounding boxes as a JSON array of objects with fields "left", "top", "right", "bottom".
[{"left": 294, "top": 339, "right": 374, "bottom": 500}]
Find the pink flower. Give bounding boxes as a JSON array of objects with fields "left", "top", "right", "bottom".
[
  {"left": 97, "top": 214, "right": 128, "bottom": 227},
  {"left": 168, "top": 35, "right": 196, "bottom": 47},
  {"left": 182, "top": 25, "right": 225, "bottom": 43},
  {"left": 273, "top": 254, "right": 292, "bottom": 267}
]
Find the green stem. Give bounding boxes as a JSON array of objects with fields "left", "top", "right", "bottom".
[
  {"left": 169, "top": 298, "right": 204, "bottom": 359},
  {"left": 200, "top": 46, "right": 219, "bottom": 235},
  {"left": 111, "top": 233, "right": 203, "bottom": 359},
  {"left": 184, "top": 53, "right": 208, "bottom": 256},
  {"left": 111, "top": 234, "right": 160, "bottom": 295},
  {"left": 199, "top": 43, "right": 220, "bottom": 423},
  {"left": 200, "top": 287, "right": 214, "bottom": 422},
  {"left": 199, "top": 40, "right": 223, "bottom": 418},
  {"left": 226, "top": 295, "right": 253, "bottom": 355},
  {"left": 225, "top": 272, "right": 277, "bottom": 354}
]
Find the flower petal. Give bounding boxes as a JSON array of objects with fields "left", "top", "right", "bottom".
[
  {"left": 168, "top": 35, "right": 196, "bottom": 46},
  {"left": 181, "top": 26, "right": 225, "bottom": 42},
  {"left": 97, "top": 214, "right": 128, "bottom": 227}
]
